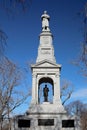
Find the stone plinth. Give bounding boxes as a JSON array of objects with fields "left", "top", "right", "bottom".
[
  {"left": 25, "top": 112, "right": 76, "bottom": 130},
  {"left": 28, "top": 101, "right": 66, "bottom": 114}
]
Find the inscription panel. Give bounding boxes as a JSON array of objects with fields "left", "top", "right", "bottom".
[
  {"left": 18, "top": 119, "right": 30, "bottom": 128},
  {"left": 41, "top": 48, "right": 51, "bottom": 55},
  {"left": 38, "top": 119, "right": 54, "bottom": 126},
  {"left": 62, "top": 120, "right": 74, "bottom": 128},
  {"left": 42, "top": 36, "right": 49, "bottom": 44}
]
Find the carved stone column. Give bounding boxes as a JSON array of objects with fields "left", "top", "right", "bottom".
[
  {"left": 31, "top": 73, "right": 37, "bottom": 104},
  {"left": 53, "top": 73, "right": 60, "bottom": 104}
]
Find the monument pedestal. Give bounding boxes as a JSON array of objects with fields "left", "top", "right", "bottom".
[
  {"left": 26, "top": 102, "right": 76, "bottom": 130},
  {"left": 27, "top": 109, "right": 75, "bottom": 130},
  {"left": 12, "top": 110, "right": 77, "bottom": 130},
  {"left": 28, "top": 101, "right": 66, "bottom": 114}
]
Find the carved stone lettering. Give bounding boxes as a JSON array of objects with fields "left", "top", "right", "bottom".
[
  {"left": 18, "top": 119, "right": 30, "bottom": 128},
  {"left": 38, "top": 119, "right": 54, "bottom": 126},
  {"left": 62, "top": 120, "right": 74, "bottom": 128}
]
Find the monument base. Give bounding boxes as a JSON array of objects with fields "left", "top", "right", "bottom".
[
  {"left": 29, "top": 113, "right": 66, "bottom": 130},
  {"left": 20, "top": 103, "right": 76, "bottom": 130},
  {"left": 12, "top": 104, "right": 78, "bottom": 130},
  {"left": 13, "top": 113, "right": 77, "bottom": 130}
]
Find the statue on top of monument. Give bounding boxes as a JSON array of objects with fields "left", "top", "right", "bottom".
[
  {"left": 43, "top": 84, "right": 49, "bottom": 102},
  {"left": 41, "top": 11, "right": 50, "bottom": 31}
]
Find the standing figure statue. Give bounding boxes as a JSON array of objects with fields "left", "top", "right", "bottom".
[
  {"left": 43, "top": 84, "right": 49, "bottom": 102},
  {"left": 41, "top": 11, "right": 50, "bottom": 31}
]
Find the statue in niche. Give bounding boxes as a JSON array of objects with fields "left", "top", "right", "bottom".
[{"left": 43, "top": 84, "right": 49, "bottom": 102}]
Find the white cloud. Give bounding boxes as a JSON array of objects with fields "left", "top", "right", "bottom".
[{"left": 71, "top": 88, "right": 87, "bottom": 99}]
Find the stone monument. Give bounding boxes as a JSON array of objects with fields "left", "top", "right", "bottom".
[{"left": 13, "top": 11, "right": 79, "bottom": 130}]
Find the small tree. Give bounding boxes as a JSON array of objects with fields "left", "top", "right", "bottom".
[
  {"left": 0, "top": 57, "right": 31, "bottom": 130},
  {"left": 65, "top": 100, "right": 87, "bottom": 129}
]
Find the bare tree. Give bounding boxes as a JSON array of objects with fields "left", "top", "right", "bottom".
[
  {"left": 0, "top": 1, "right": 33, "bottom": 129},
  {"left": 80, "top": 110, "right": 87, "bottom": 130},
  {"left": 74, "top": 2, "right": 87, "bottom": 77},
  {"left": 0, "top": 57, "right": 31, "bottom": 130},
  {"left": 65, "top": 100, "right": 87, "bottom": 130},
  {"left": 60, "top": 79, "right": 74, "bottom": 105},
  {"left": 65, "top": 100, "right": 85, "bottom": 116}
]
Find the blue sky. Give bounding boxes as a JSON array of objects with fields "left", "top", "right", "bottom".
[{"left": 0, "top": 0, "right": 87, "bottom": 114}]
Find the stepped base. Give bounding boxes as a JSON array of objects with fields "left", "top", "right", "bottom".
[{"left": 28, "top": 101, "right": 66, "bottom": 114}]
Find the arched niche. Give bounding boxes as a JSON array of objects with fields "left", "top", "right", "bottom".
[{"left": 38, "top": 77, "right": 54, "bottom": 104}]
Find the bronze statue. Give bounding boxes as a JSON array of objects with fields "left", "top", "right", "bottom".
[{"left": 43, "top": 84, "right": 49, "bottom": 102}]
